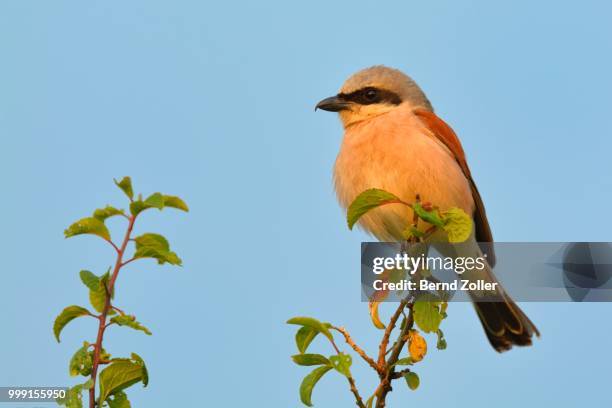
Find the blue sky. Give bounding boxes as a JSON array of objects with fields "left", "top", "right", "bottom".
[{"left": 1, "top": 1, "right": 611, "bottom": 406}]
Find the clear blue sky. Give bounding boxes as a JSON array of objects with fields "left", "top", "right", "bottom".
[{"left": 1, "top": 1, "right": 611, "bottom": 406}]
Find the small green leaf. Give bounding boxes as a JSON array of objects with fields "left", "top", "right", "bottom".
[
  {"left": 291, "top": 354, "right": 330, "bottom": 366},
  {"left": 131, "top": 353, "right": 149, "bottom": 387},
  {"left": 163, "top": 195, "right": 189, "bottom": 211},
  {"left": 79, "top": 270, "right": 99, "bottom": 291},
  {"left": 56, "top": 383, "right": 86, "bottom": 408},
  {"left": 412, "top": 203, "right": 444, "bottom": 227},
  {"left": 64, "top": 217, "right": 110, "bottom": 241},
  {"left": 347, "top": 189, "right": 405, "bottom": 230},
  {"left": 295, "top": 326, "right": 319, "bottom": 354},
  {"left": 144, "top": 192, "right": 164, "bottom": 209},
  {"left": 110, "top": 315, "right": 152, "bottom": 335},
  {"left": 129, "top": 201, "right": 147, "bottom": 216},
  {"left": 98, "top": 360, "right": 146, "bottom": 405},
  {"left": 365, "top": 395, "right": 375, "bottom": 408},
  {"left": 441, "top": 207, "right": 473, "bottom": 243},
  {"left": 404, "top": 372, "right": 420, "bottom": 390},
  {"left": 329, "top": 353, "right": 352, "bottom": 378},
  {"left": 129, "top": 193, "right": 165, "bottom": 216},
  {"left": 69, "top": 342, "right": 93, "bottom": 377},
  {"left": 413, "top": 294, "right": 443, "bottom": 333},
  {"left": 107, "top": 391, "right": 131, "bottom": 408},
  {"left": 395, "top": 357, "right": 414, "bottom": 366},
  {"left": 299, "top": 365, "right": 333, "bottom": 407},
  {"left": 436, "top": 329, "right": 447, "bottom": 350},
  {"left": 133, "top": 233, "right": 182, "bottom": 266},
  {"left": 93, "top": 206, "right": 125, "bottom": 222},
  {"left": 114, "top": 177, "right": 134, "bottom": 201},
  {"left": 54, "top": 306, "right": 91, "bottom": 342},
  {"left": 134, "top": 233, "right": 169, "bottom": 250},
  {"left": 287, "top": 317, "right": 333, "bottom": 343},
  {"left": 79, "top": 270, "right": 112, "bottom": 313}
]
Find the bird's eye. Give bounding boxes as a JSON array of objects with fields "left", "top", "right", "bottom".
[{"left": 364, "top": 89, "right": 378, "bottom": 101}]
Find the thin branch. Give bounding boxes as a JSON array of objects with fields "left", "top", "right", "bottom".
[
  {"left": 112, "top": 305, "right": 126, "bottom": 315},
  {"left": 332, "top": 326, "right": 382, "bottom": 375},
  {"left": 347, "top": 376, "right": 367, "bottom": 408},
  {"left": 391, "top": 368, "right": 412, "bottom": 380},
  {"left": 120, "top": 257, "right": 137, "bottom": 267},
  {"left": 104, "top": 238, "right": 120, "bottom": 253},
  {"left": 377, "top": 299, "right": 408, "bottom": 369},
  {"left": 375, "top": 304, "right": 414, "bottom": 408}
]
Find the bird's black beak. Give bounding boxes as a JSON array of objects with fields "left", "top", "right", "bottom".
[{"left": 315, "top": 95, "right": 351, "bottom": 112}]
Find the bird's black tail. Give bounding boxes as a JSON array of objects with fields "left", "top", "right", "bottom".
[{"left": 473, "top": 295, "right": 540, "bottom": 352}]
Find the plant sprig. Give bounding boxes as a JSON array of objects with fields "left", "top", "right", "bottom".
[
  {"left": 54, "top": 177, "right": 188, "bottom": 408},
  {"left": 287, "top": 189, "right": 470, "bottom": 407}
]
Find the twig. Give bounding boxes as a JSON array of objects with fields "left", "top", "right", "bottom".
[
  {"left": 331, "top": 326, "right": 382, "bottom": 375},
  {"left": 328, "top": 335, "right": 367, "bottom": 408},
  {"left": 347, "top": 376, "right": 367, "bottom": 408},
  {"left": 377, "top": 299, "right": 408, "bottom": 369},
  {"left": 104, "top": 239, "right": 120, "bottom": 254},
  {"left": 375, "top": 304, "right": 414, "bottom": 408}
]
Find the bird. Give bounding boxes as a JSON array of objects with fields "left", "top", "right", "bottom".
[{"left": 316, "top": 65, "right": 539, "bottom": 352}]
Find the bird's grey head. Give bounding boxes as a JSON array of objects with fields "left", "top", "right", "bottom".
[{"left": 316, "top": 65, "right": 433, "bottom": 128}]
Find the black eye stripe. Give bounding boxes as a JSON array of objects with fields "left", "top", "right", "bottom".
[{"left": 338, "top": 87, "right": 402, "bottom": 105}]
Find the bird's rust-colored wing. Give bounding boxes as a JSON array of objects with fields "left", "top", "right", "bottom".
[{"left": 413, "top": 109, "right": 496, "bottom": 265}]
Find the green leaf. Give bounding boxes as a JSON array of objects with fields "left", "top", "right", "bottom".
[
  {"left": 436, "top": 329, "right": 447, "bottom": 350},
  {"left": 56, "top": 380, "right": 92, "bottom": 408},
  {"left": 129, "top": 201, "right": 147, "bottom": 216},
  {"left": 347, "top": 189, "right": 405, "bottom": 230},
  {"left": 295, "top": 326, "right": 319, "bottom": 354},
  {"left": 134, "top": 233, "right": 169, "bottom": 250},
  {"left": 163, "top": 195, "right": 189, "bottom": 212},
  {"left": 287, "top": 317, "right": 333, "bottom": 343},
  {"left": 441, "top": 207, "right": 473, "bottom": 243},
  {"left": 79, "top": 270, "right": 112, "bottom": 313},
  {"left": 144, "top": 192, "right": 164, "bottom": 209},
  {"left": 133, "top": 233, "right": 182, "bottom": 265},
  {"left": 69, "top": 342, "right": 93, "bottom": 377},
  {"left": 365, "top": 395, "right": 375, "bottom": 408},
  {"left": 291, "top": 354, "right": 330, "bottom": 366},
  {"left": 79, "top": 270, "right": 99, "bottom": 291},
  {"left": 412, "top": 203, "right": 444, "bottom": 227},
  {"left": 93, "top": 206, "right": 125, "bottom": 222},
  {"left": 129, "top": 192, "right": 189, "bottom": 216},
  {"left": 130, "top": 353, "right": 149, "bottom": 387},
  {"left": 98, "top": 360, "right": 146, "bottom": 405},
  {"left": 64, "top": 217, "right": 110, "bottom": 241},
  {"left": 413, "top": 294, "right": 443, "bottom": 333},
  {"left": 107, "top": 391, "right": 131, "bottom": 408},
  {"left": 395, "top": 357, "right": 414, "bottom": 366},
  {"left": 133, "top": 246, "right": 182, "bottom": 265},
  {"left": 110, "top": 315, "right": 152, "bottom": 335},
  {"left": 114, "top": 177, "right": 134, "bottom": 201},
  {"left": 129, "top": 193, "right": 165, "bottom": 216},
  {"left": 56, "top": 385, "right": 83, "bottom": 408},
  {"left": 54, "top": 306, "right": 91, "bottom": 342},
  {"left": 299, "top": 365, "right": 333, "bottom": 407},
  {"left": 404, "top": 372, "right": 420, "bottom": 390},
  {"left": 329, "top": 353, "right": 352, "bottom": 378}
]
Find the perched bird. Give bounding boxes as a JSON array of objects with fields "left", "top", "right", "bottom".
[{"left": 316, "top": 65, "right": 539, "bottom": 352}]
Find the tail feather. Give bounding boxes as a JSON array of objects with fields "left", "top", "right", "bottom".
[{"left": 473, "top": 297, "right": 540, "bottom": 352}]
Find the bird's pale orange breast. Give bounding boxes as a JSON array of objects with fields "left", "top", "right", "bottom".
[{"left": 333, "top": 105, "right": 474, "bottom": 241}]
